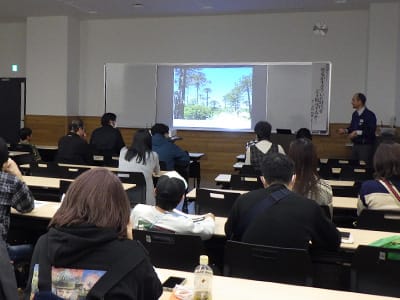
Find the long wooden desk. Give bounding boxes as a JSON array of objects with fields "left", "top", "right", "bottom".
[
  {"left": 22, "top": 175, "right": 135, "bottom": 190},
  {"left": 215, "top": 173, "right": 355, "bottom": 188},
  {"left": 13, "top": 201, "right": 394, "bottom": 251},
  {"left": 187, "top": 188, "right": 358, "bottom": 210},
  {"left": 9, "top": 151, "right": 30, "bottom": 157},
  {"left": 157, "top": 268, "right": 398, "bottom": 300},
  {"left": 213, "top": 217, "right": 399, "bottom": 250}
]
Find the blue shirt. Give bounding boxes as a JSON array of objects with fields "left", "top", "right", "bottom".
[
  {"left": 151, "top": 134, "right": 190, "bottom": 170},
  {"left": 347, "top": 107, "right": 377, "bottom": 145}
]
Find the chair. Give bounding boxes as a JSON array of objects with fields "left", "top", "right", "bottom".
[
  {"left": 239, "top": 165, "right": 261, "bottom": 176},
  {"left": 58, "top": 166, "right": 88, "bottom": 179},
  {"left": 134, "top": 230, "right": 205, "bottom": 271},
  {"left": 195, "top": 188, "right": 240, "bottom": 217},
  {"left": 230, "top": 174, "right": 263, "bottom": 190},
  {"left": 318, "top": 164, "right": 335, "bottom": 180},
  {"left": 351, "top": 245, "right": 400, "bottom": 297},
  {"left": 8, "top": 143, "right": 34, "bottom": 154},
  {"left": 30, "top": 162, "right": 60, "bottom": 178},
  {"left": 224, "top": 240, "right": 313, "bottom": 286},
  {"left": 114, "top": 171, "right": 146, "bottom": 206},
  {"left": 59, "top": 180, "right": 72, "bottom": 200},
  {"left": 356, "top": 209, "right": 400, "bottom": 232}
]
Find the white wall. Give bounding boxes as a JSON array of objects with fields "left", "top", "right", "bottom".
[
  {"left": 366, "top": 2, "right": 400, "bottom": 125},
  {"left": 79, "top": 10, "right": 368, "bottom": 122},
  {"left": 0, "top": 22, "right": 26, "bottom": 77},
  {"left": 26, "top": 16, "right": 80, "bottom": 115},
  {"left": 26, "top": 16, "right": 69, "bottom": 115},
  {"left": 66, "top": 17, "right": 80, "bottom": 115}
]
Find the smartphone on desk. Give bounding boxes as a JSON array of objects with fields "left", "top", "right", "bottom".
[
  {"left": 162, "top": 276, "right": 186, "bottom": 291},
  {"left": 340, "top": 231, "right": 354, "bottom": 244}
]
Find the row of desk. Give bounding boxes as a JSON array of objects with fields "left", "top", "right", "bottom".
[
  {"left": 157, "top": 268, "right": 398, "bottom": 300},
  {"left": 215, "top": 173, "right": 355, "bottom": 187},
  {"left": 186, "top": 188, "right": 358, "bottom": 210},
  {"left": 11, "top": 200, "right": 396, "bottom": 251}
]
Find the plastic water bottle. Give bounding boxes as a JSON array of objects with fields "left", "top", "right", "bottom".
[{"left": 193, "top": 255, "right": 213, "bottom": 300}]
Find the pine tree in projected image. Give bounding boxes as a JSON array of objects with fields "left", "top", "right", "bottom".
[{"left": 173, "top": 66, "right": 252, "bottom": 130}]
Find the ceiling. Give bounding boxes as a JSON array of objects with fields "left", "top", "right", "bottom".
[{"left": 0, "top": 0, "right": 398, "bottom": 21}]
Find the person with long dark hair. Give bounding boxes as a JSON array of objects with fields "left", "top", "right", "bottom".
[
  {"left": 288, "top": 138, "right": 333, "bottom": 218},
  {"left": 119, "top": 129, "right": 160, "bottom": 205}
]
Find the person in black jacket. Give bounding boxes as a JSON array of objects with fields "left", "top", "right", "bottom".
[
  {"left": 225, "top": 153, "right": 341, "bottom": 251},
  {"left": 24, "top": 168, "right": 162, "bottom": 299},
  {"left": 56, "top": 119, "right": 92, "bottom": 165},
  {"left": 90, "top": 113, "right": 125, "bottom": 157}
]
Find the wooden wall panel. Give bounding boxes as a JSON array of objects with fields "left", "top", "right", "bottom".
[
  {"left": 25, "top": 115, "right": 76, "bottom": 146},
  {"left": 23, "top": 115, "right": 374, "bottom": 175}
]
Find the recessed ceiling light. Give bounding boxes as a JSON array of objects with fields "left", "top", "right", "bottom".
[
  {"left": 202, "top": 5, "right": 213, "bottom": 10},
  {"left": 335, "top": 0, "right": 347, "bottom": 4},
  {"left": 88, "top": 10, "right": 97, "bottom": 14}
]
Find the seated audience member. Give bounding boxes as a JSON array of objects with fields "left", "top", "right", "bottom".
[
  {"left": 19, "top": 127, "right": 42, "bottom": 162},
  {"left": 295, "top": 128, "right": 312, "bottom": 140},
  {"left": 151, "top": 123, "right": 190, "bottom": 171},
  {"left": 245, "top": 121, "right": 285, "bottom": 171},
  {"left": 119, "top": 129, "right": 161, "bottom": 205},
  {"left": 358, "top": 142, "right": 400, "bottom": 215},
  {"left": 56, "top": 119, "right": 92, "bottom": 165},
  {"left": 25, "top": 168, "right": 162, "bottom": 299},
  {"left": 0, "top": 137, "right": 35, "bottom": 260},
  {"left": 288, "top": 138, "right": 333, "bottom": 218},
  {"left": 225, "top": 153, "right": 340, "bottom": 250},
  {"left": 0, "top": 239, "right": 18, "bottom": 299},
  {"left": 131, "top": 172, "right": 215, "bottom": 240},
  {"left": 90, "top": 112, "right": 125, "bottom": 157}
]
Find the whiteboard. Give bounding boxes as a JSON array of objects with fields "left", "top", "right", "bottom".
[
  {"left": 105, "top": 63, "right": 330, "bottom": 133},
  {"left": 105, "top": 63, "right": 157, "bottom": 128},
  {"left": 266, "top": 63, "right": 330, "bottom": 134}
]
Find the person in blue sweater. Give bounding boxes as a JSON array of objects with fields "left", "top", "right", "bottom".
[
  {"left": 337, "top": 93, "right": 377, "bottom": 166},
  {"left": 150, "top": 123, "right": 190, "bottom": 171}
]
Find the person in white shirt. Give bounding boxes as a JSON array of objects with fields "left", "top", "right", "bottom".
[
  {"left": 119, "top": 129, "right": 160, "bottom": 205},
  {"left": 131, "top": 172, "right": 215, "bottom": 240}
]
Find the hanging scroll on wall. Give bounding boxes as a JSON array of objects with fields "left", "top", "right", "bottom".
[{"left": 311, "top": 62, "right": 331, "bottom": 134}]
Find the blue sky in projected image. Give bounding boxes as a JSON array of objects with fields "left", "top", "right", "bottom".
[{"left": 176, "top": 67, "right": 252, "bottom": 104}]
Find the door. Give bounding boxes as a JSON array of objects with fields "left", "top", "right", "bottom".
[{"left": 0, "top": 78, "right": 25, "bottom": 144}]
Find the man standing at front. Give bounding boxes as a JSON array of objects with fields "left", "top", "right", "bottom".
[
  {"left": 225, "top": 153, "right": 340, "bottom": 251},
  {"left": 337, "top": 93, "right": 377, "bottom": 166}
]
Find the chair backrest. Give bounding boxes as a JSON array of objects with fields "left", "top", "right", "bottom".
[
  {"left": 195, "top": 188, "right": 240, "bottom": 217},
  {"left": 357, "top": 209, "right": 400, "bottom": 232},
  {"left": 351, "top": 245, "right": 400, "bottom": 297},
  {"left": 224, "top": 240, "right": 312, "bottom": 286},
  {"left": 9, "top": 143, "right": 34, "bottom": 154},
  {"left": 59, "top": 180, "right": 72, "bottom": 200},
  {"left": 318, "top": 164, "right": 334, "bottom": 180},
  {"left": 239, "top": 165, "right": 261, "bottom": 176},
  {"left": 114, "top": 171, "right": 147, "bottom": 205},
  {"left": 230, "top": 174, "right": 263, "bottom": 190},
  {"left": 58, "top": 166, "right": 88, "bottom": 179},
  {"left": 30, "top": 162, "right": 60, "bottom": 178},
  {"left": 133, "top": 230, "right": 205, "bottom": 272}
]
